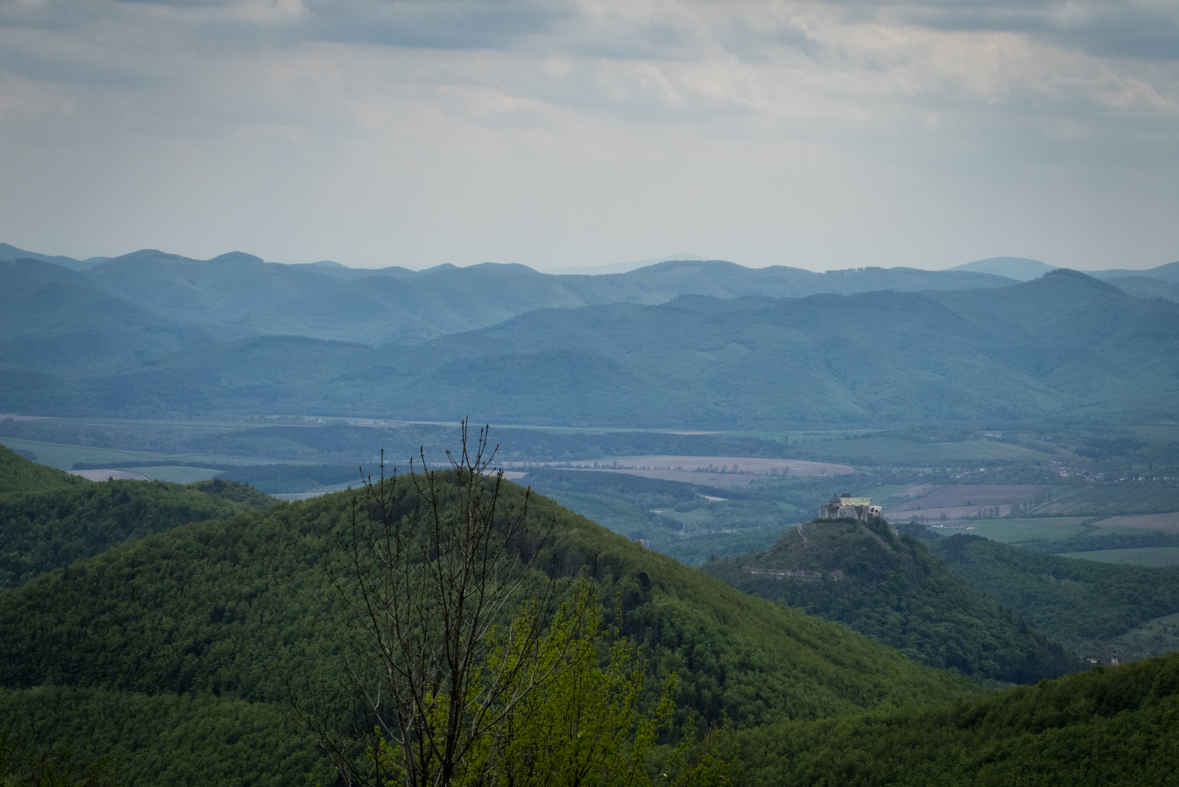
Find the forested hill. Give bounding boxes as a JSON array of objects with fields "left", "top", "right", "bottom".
[
  {"left": 928, "top": 534, "right": 1179, "bottom": 658},
  {"left": 8, "top": 268, "right": 1175, "bottom": 427},
  {"left": 0, "top": 443, "right": 85, "bottom": 495},
  {"left": 5, "top": 249, "right": 1017, "bottom": 346},
  {"left": 1, "top": 445, "right": 273, "bottom": 588},
  {"left": 0, "top": 475, "right": 980, "bottom": 784},
  {"left": 0, "top": 476, "right": 274, "bottom": 589},
  {"left": 738, "top": 650, "right": 1179, "bottom": 786},
  {"left": 702, "top": 517, "right": 1082, "bottom": 683}
]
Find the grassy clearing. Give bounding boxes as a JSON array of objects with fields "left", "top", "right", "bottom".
[
  {"left": 1059, "top": 548, "right": 1179, "bottom": 568},
  {"left": 1092, "top": 512, "right": 1179, "bottom": 533},
  {"left": 1025, "top": 485, "right": 1179, "bottom": 517},
  {"left": 0, "top": 437, "right": 166, "bottom": 470},
  {"left": 1111, "top": 611, "right": 1179, "bottom": 661},
  {"left": 127, "top": 466, "right": 224, "bottom": 484},
  {"left": 0, "top": 437, "right": 286, "bottom": 472},
  {"left": 950, "top": 517, "right": 1097, "bottom": 544},
  {"left": 796, "top": 437, "right": 1053, "bottom": 464}
]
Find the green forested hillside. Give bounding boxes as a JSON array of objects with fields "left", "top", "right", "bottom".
[
  {"left": 0, "top": 687, "right": 330, "bottom": 787},
  {"left": 0, "top": 475, "right": 273, "bottom": 589},
  {"left": 8, "top": 269, "right": 1176, "bottom": 427},
  {"left": 0, "top": 443, "right": 84, "bottom": 494},
  {"left": 929, "top": 534, "right": 1179, "bottom": 656},
  {"left": 738, "top": 651, "right": 1179, "bottom": 786},
  {"left": 0, "top": 476, "right": 981, "bottom": 785},
  {"left": 76, "top": 251, "right": 1017, "bottom": 344},
  {"left": 702, "top": 518, "right": 1081, "bottom": 683},
  {"left": 0, "top": 260, "right": 218, "bottom": 376}
]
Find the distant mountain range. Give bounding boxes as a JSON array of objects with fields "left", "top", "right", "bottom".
[
  {"left": 3, "top": 260, "right": 1177, "bottom": 428},
  {"left": 2, "top": 245, "right": 1031, "bottom": 346},
  {"left": 945, "top": 257, "right": 1057, "bottom": 281}
]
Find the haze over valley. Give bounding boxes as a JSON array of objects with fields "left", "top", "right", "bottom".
[{"left": 3, "top": 0, "right": 1179, "bottom": 781}]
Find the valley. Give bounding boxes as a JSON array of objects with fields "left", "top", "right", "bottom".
[{"left": 4, "top": 247, "right": 1179, "bottom": 784}]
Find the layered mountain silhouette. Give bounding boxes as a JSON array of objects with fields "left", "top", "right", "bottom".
[
  {"left": 4, "top": 244, "right": 1179, "bottom": 426},
  {"left": 3, "top": 265, "right": 1177, "bottom": 426}
]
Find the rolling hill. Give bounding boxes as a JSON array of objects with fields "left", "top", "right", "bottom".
[
  {"left": 0, "top": 455, "right": 981, "bottom": 784},
  {"left": 945, "top": 256, "right": 1057, "bottom": 280},
  {"left": 927, "top": 533, "right": 1179, "bottom": 660},
  {"left": 7, "top": 269, "right": 1173, "bottom": 428},
  {"left": 738, "top": 651, "right": 1179, "bottom": 786},
  {"left": 0, "top": 443, "right": 86, "bottom": 495},
  {"left": 0, "top": 259, "right": 228, "bottom": 375},
  {"left": 702, "top": 515, "right": 1081, "bottom": 682},
  {"left": 5, "top": 246, "right": 1019, "bottom": 350}
]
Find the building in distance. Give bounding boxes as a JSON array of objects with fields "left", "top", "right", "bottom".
[{"left": 819, "top": 493, "right": 883, "bottom": 523}]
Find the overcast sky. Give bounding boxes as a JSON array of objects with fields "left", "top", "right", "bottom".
[{"left": 1, "top": 0, "right": 1176, "bottom": 272}]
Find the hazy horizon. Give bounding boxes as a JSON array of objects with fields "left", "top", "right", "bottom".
[
  {"left": 3, "top": 241, "right": 1172, "bottom": 275},
  {"left": 1, "top": 0, "right": 1176, "bottom": 273}
]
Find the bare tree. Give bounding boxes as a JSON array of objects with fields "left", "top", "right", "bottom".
[
  {"left": 295, "top": 421, "right": 736, "bottom": 787},
  {"left": 297, "top": 420, "right": 595, "bottom": 787}
]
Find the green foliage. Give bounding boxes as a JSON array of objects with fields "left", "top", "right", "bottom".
[
  {"left": 736, "top": 652, "right": 1179, "bottom": 786},
  {"left": 0, "top": 730, "right": 117, "bottom": 787},
  {"left": 0, "top": 444, "right": 84, "bottom": 496},
  {"left": 0, "top": 687, "right": 333, "bottom": 786},
  {"left": 931, "top": 535, "right": 1179, "bottom": 653},
  {"left": 0, "top": 477, "right": 272, "bottom": 589},
  {"left": 0, "top": 480, "right": 976, "bottom": 722},
  {"left": 186, "top": 478, "right": 275, "bottom": 509},
  {"left": 704, "top": 520, "right": 1081, "bottom": 683}
]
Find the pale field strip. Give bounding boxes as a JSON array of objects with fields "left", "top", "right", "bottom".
[
  {"left": 507, "top": 455, "right": 855, "bottom": 488},
  {"left": 68, "top": 469, "right": 149, "bottom": 481},
  {"left": 884, "top": 484, "right": 1050, "bottom": 521},
  {"left": 1094, "top": 512, "right": 1179, "bottom": 532}
]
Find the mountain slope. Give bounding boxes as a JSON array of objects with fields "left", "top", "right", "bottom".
[
  {"left": 945, "top": 256, "right": 1056, "bottom": 280},
  {"left": 6, "top": 269, "right": 1175, "bottom": 426},
  {"left": 702, "top": 516, "right": 1081, "bottom": 682},
  {"left": 0, "top": 477, "right": 977, "bottom": 724},
  {"left": 1091, "top": 260, "right": 1179, "bottom": 285},
  {"left": 0, "top": 473, "right": 273, "bottom": 589},
  {"left": 738, "top": 651, "right": 1179, "bottom": 786},
  {"left": 0, "top": 443, "right": 85, "bottom": 495},
  {"left": 928, "top": 534, "right": 1179, "bottom": 658},
  {"left": 29, "top": 248, "right": 1017, "bottom": 349},
  {"left": 0, "top": 244, "right": 99, "bottom": 271},
  {"left": 0, "top": 259, "right": 220, "bottom": 375}
]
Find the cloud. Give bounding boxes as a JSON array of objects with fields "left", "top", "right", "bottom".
[{"left": 0, "top": 0, "right": 1176, "bottom": 270}]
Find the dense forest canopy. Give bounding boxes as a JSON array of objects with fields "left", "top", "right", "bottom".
[{"left": 704, "top": 517, "right": 1082, "bottom": 682}]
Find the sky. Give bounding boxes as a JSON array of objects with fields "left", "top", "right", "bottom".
[{"left": 0, "top": 0, "right": 1177, "bottom": 273}]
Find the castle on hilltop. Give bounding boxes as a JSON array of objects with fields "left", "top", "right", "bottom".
[{"left": 818, "top": 493, "right": 883, "bottom": 523}]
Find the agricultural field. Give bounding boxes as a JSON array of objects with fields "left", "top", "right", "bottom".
[
  {"left": 786, "top": 436, "right": 1056, "bottom": 465},
  {"left": 509, "top": 455, "right": 856, "bottom": 489},
  {"left": 943, "top": 517, "right": 1097, "bottom": 544},
  {"left": 881, "top": 484, "right": 1049, "bottom": 521},
  {"left": 1022, "top": 485, "right": 1179, "bottom": 517},
  {"left": 68, "top": 469, "right": 149, "bottom": 482},
  {"left": 0, "top": 436, "right": 282, "bottom": 473},
  {"left": 1058, "top": 548, "right": 1179, "bottom": 568},
  {"left": 1089, "top": 512, "right": 1179, "bottom": 533},
  {"left": 124, "top": 466, "right": 224, "bottom": 484}
]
